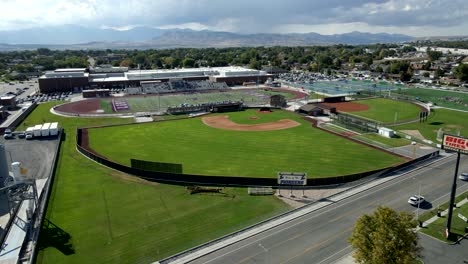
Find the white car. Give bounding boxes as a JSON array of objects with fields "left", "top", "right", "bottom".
[
  {"left": 459, "top": 173, "right": 468, "bottom": 181},
  {"left": 408, "top": 195, "right": 425, "bottom": 206}
]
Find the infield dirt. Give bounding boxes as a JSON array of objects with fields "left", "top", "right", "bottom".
[{"left": 202, "top": 115, "right": 301, "bottom": 131}]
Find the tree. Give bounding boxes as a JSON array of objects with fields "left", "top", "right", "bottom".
[
  {"left": 454, "top": 63, "right": 468, "bottom": 82},
  {"left": 249, "top": 59, "right": 260, "bottom": 70},
  {"left": 182, "top": 57, "right": 195, "bottom": 68},
  {"left": 349, "top": 206, "right": 420, "bottom": 264},
  {"left": 427, "top": 50, "right": 443, "bottom": 61}
]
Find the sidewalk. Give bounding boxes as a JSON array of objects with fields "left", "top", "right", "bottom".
[{"left": 334, "top": 192, "right": 468, "bottom": 264}]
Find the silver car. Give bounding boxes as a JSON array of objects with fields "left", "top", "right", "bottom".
[{"left": 408, "top": 195, "right": 425, "bottom": 206}]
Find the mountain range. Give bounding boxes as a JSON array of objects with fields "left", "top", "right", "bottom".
[{"left": 0, "top": 25, "right": 413, "bottom": 50}]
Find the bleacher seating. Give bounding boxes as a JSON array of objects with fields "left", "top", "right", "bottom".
[{"left": 137, "top": 80, "right": 229, "bottom": 95}]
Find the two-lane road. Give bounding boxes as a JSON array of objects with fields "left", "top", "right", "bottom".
[{"left": 190, "top": 155, "right": 468, "bottom": 264}]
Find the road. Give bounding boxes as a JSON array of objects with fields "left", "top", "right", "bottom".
[{"left": 190, "top": 154, "right": 468, "bottom": 264}]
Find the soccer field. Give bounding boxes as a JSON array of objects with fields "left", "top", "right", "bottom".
[
  {"left": 88, "top": 109, "right": 404, "bottom": 178},
  {"left": 100, "top": 89, "right": 298, "bottom": 113}
]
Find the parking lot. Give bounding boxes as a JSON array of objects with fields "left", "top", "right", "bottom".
[
  {"left": 0, "top": 79, "right": 75, "bottom": 105},
  {"left": 0, "top": 79, "right": 39, "bottom": 99},
  {"left": 1, "top": 136, "right": 59, "bottom": 181}
]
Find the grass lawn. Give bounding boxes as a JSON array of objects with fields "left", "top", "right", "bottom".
[
  {"left": 352, "top": 98, "right": 422, "bottom": 123},
  {"left": 20, "top": 103, "right": 290, "bottom": 264},
  {"left": 397, "top": 88, "right": 468, "bottom": 111},
  {"left": 352, "top": 133, "right": 411, "bottom": 148},
  {"left": 88, "top": 109, "right": 405, "bottom": 178},
  {"left": 420, "top": 192, "right": 468, "bottom": 242},
  {"left": 395, "top": 108, "right": 468, "bottom": 142}
]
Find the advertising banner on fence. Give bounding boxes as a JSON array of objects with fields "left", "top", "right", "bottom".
[
  {"left": 442, "top": 134, "right": 468, "bottom": 154},
  {"left": 278, "top": 172, "right": 307, "bottom": 185}
]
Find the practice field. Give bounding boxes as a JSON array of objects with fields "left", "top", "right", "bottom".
[
  {"left": 397, "top": 87, "right": 468, "bottom": 111},
  {"left": 99, "top": 89, "right": 300, "bottom": 113},
  {"left": 395, "top": 108, "right": 468, "bottom": 142},
  {"left": 347, "top": 98, "right": 423, "bottom": 123},
  {"left": 19, "top": 103, "right": 290, "bottom": 264},
  {"left": 88, "top": 109, "right": 404, "bottom": 178}
]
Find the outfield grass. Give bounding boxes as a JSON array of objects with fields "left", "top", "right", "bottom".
[
  {"left": 101, "top": 89, "right": 296, "bottom": 113},
  {"left": 88, "top": 109, "right": 405, "bottom": 178},
  {"left": 352, "top": 98, "right": 422, "bottom": 123},
  {"left": 397, "top": 88, "right": 468, "bottom": 111},
  {"left": 395, "top": 108, "right": 468, "bottom": 142},
  {"left": 20, "top": 103, "right": 290, "bottom": 264}
]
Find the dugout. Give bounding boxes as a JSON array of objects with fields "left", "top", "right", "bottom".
[
  {"left": 323, "top": 96, "right": 346, "bottom": 103},
  {"left": 211, "top": 102, "right": 243, "bottom": 113},
  {"left": 299, "top": 103, "right": 336, "bottom": 116},
  {"left": 82, "top": 89, "right": 110, "bottom": 98},
  {"left": 270, "top": 94, "right": 287, "bottom": 107}
]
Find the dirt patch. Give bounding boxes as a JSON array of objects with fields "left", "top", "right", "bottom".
[
  {"left": 249, "top": 116, "right": 259, "bottom": 120},
  {"left": 401, "top": 130, "right": 426, "bottom": 140},
  {"left": 321, "top": 102, "right": 370, "bottom": 112},
  {"left": 55, "top": 99, "right": 102, "bottom": 114},
  {"left": 202, "top": 115, "right": 301, "bottom": 131}
]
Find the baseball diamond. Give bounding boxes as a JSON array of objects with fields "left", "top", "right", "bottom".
[{"left": 86, "top": 109, "right": 405, "bottom": 178}]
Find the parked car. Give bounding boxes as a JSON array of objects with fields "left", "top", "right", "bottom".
[
  {"left": 17, "top": 132, "right": 26, "bottom": 138},
  {"left": 3, "top": 129, "right": 14, "bottom": 139},
  {"left": 408, "top": 195, "right": 425, "bottom": 206},
  {"left": 459, "top": 172, "right": 468, "bottom": 181}
]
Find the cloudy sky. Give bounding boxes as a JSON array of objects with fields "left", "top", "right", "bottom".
[{"left": 1, "top": 0, "right": 467, "bottom": 36}]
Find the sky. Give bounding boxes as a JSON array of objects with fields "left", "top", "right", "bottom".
[{"left": 1, "top": 0, "right": 467, "bottom": 36}]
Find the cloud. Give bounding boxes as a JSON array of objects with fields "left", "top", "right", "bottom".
[{"left": 0, "top": 0, "right": 467, "bottom": 36}]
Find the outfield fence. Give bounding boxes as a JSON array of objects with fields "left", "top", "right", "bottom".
[{"left": 75, "top": 112, "right": 437, "bottom": 187}]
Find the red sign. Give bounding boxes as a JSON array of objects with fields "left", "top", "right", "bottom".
[{"left": 443, "top": 134, "right": 468, "bottom": 154}]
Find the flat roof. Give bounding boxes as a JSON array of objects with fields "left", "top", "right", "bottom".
[{"left": 54, "top": 68, "right": 86, "bottom": 72}]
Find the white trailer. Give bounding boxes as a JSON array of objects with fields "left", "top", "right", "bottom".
[
  {"left": 50, "top": 122, "right": 59, "bottom": 136},
  {"left": 33, "top": 125, "right": 42, "bottom": 137},
  {"left": 41, "top": 123, "right": 51, "bottom": 137},
  {"left": 25, "top": 127, "right": 34, "bottom": 139}
]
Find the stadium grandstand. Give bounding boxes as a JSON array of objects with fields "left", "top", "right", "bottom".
[
  {"left": 133, "top": 80, "right": 229, "bottom": 95},
  {"left": 38, "top": 65, "right": 272, "bottom": 93}
]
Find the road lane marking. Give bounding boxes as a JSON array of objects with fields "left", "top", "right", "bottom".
[
  {"left": 280, "top": 227, "right": 353, "bottom": 264},
  {"left": 196, "top": 156, "right": 458, "bottom": 264}
]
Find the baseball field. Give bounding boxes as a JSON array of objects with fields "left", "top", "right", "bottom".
[
  {"left": 18, "top": 103, "right": 290, "bottom": 264},
  {"left": 87, "top": 109, "right": 404, "bottom": 178},
  {"left": 346, "top": 98, "right": 423, "bottom": 123}
]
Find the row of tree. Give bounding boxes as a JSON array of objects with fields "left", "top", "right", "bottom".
[{"left": 1, "top": 43, "right": 468, "bottom": 82}]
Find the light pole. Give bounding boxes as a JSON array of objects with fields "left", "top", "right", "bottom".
[{"left": 417, "top": 182, "right": 421, "bottom": 225}]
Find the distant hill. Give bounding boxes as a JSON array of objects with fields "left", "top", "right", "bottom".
[{"left": 0, "top": 25, "right": 413, "bottom": 50}]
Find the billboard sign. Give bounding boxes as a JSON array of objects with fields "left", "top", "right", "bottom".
[
  {"left": 278, "top": 172, "right": 307, "bottom": 185},
  {"left": 442, "top": 134, "right": 468, "bottom": 154}
]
